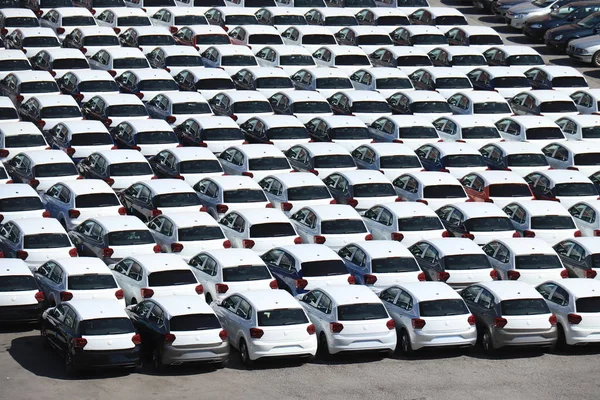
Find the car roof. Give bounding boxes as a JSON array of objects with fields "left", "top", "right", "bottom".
[
  {"left": 507, "top": 115, "right": 558, "bottom": 129},
  {"left": 20, "top": 149, "right": 73, "bottom": 165},
  {"left": 415, "top": 66, "right": 468, "bottom": 79},
  {"left": 379, "top": 201, "right": 438, "bottom": 217},
  {"left": 424, "top": 238, "right": 484, "bottom": 256},
  {"left": 428, "top": 142, "right": 481, "bottom": 156},
  {"left": 203, "top": 248, "right": 265, "bottom": 267},
  {"left": 334, "top": 169, "right": 392, "bottom": 185},
  {"left": 101, "top": 47, "right": 147, "bottom": 58},
  {"left": 236, "top": 25, "right": 280, "bottom": 35},
  {"left": 326, "top": 45, "right": 368, "bottom": 57},
  {"left": 74, "top": 26, "right": 119, "bottom": 36},
  {"left": 126, "top": 68, "right": 173, "bottom": 80},
  {"left": 279, "top": 91, "right": 328, "bottom": 102},
  {"left": 223, "top": 91, "right": 268, "bottom": 102},
  {"left": 0, "top": 121, "right": 42, "bottom": 136},
  {"left": 321, "top": 285, "right": 381, "bottom": 305},
  {"left": 415, "top": 6, "right": 465, "bottom": 16},
  {"left": 58, "top": 120, "right": 110, "bottom": 133},
  {"left": 234, "top": 208, "right": 291, "bottom": 225},
  {"left": 555, "top": 140, "right": 600, "bottom": 154},
  {"left": 340, "top": 90, "right": 387, "bottom": 102},
  {"left": 151, "top": 295, "right": 215, "bottom": 316},
  {"left": 345, "top": 26, "right": 391, "bottom": 35},
  {"left": 435, "top": 115, "right": 496, "bottom": 127},
  {"left": 360, "top": 142, "right": 416, "bottom": 156},
  {"left": 408, "top": 171, "right": 461, "bottom": 186},
  {"left": 12, "top": 27, "right": 56, "bottom": 37},
  {"left": 315, "top": 115, "right": 366, "bottom": 128},
  {"left": 365, "top": 67, "right": 409, "bottom": 79},
  {"left": 64, "top": 70, "right": 115, "bottom": 81},
  {"left": 528, "top": 65, "right": 585, "bottom": 78},
  {"left": 244, "top": 67, "right": 290, "bottom": 78},
  {"left": 208, "top": 175, "right": 261, "bottom": 190},
  {"left": 68, "top": 299, "right": 129, "bottom": 320},
  {"left": 124, "top": 26, "right": 170, "bottom": 35},
  {"left": 434, "top": 45, "right": 483, "bottom": 57},
  {"left": 266, "top": 171, "right": 325, "bottom": 188},
  {"left": 191, "top": 116, "right": 239, "bottom": 129},
  {"left": 277, "top": 243, "right": 341, "bottom": 262},
  {"left": 140, "top": 178, "right": 195, "bottom": 194},
  {"left": 304, "top": 68, "right": 350, "bottom": 78},
  {"left": 298, "top": 142, "right": 349, "bottom": 156},
  {"left": 304, "top": 204, "right": 361, "bottom": 219},
  {"left": 353, "top": 240, "right": 413, "bottom": 258},
  {"left": 55, "top": 257, "right": 112, "bottom": 276},
  {"left": 250, "top": 115, "right": 304, "bottom": 128},
  {"left": 10, "top": 217, "right": 66, "bottom": 235},
  {"left": 208, "top": 7, "right": 258, "bottom": 16},
  {"left": 400, "top": 25, "right": 444, "bottom": 35},
  {"left": 401, "top": 281, "right": 461, "bottom": 302},
  {"left": 480, "top": 281, "right": 544, "bottom": 300},
  {"left": 0, "top": 259, "right": 32, "bottom": 277},
  {"left": 10, "top": 71, "right": 56, "bottom": 83},
  {"left": 490, "top": 45, "right": 540, "bottom": 56},
  {"left": 155, "top": 92, "right": 209, "bottom": 105},
  {"left": 366, "top": 8, "right": 409, "bottom": 17},
  {"left": 62, "top": 179, "right": 114, "bottom": 196},
  {"left": 457, "top": 91, "right": 507, "bottom": 102},
  {"left": 491, "top": 141, "right": 544, "bottom": 154},
  {"left": 558, "top": 114, "right": 600, "bottom": 127},
  {"left": 240, "top": 289, "right": 301, "bottom": 311},
  {"left": 109, "top": 8, "right": 149, "bottom": 17},
  {"left": 232, "top": 143, "right": 285, "bottom": 158},
  {"left": 537, "top": 169, "right": 591, "bottom": 184},
  {"left": 384, "top": 46, "right": 430, "bottom": 57},
  {"left": 211, "top": 44, "right": 255, "bottom": 56},
  {"left": 525, "top": 90, "right": 574, "bottom": 102},
  {"left": 494, "top": 237, "right": 555, "bottom": 255},
  {"left": 471, "top": 170, "right": 528, "bottom": 185},
  {"left": 163, "top": 147, "right": 215, "bottom": 161},
  {"left": 0, "top": 49, "right": 29, "bottom": 62},
  {"left": 181, "top": 25, "right": 225, "bottom": 35},
  {"left": 94, "top": 215, "right": 148, "bottom": 231},
  {"left": 0, "top": 98, "right": 15, "bottom": 108},
  {"left": 94, "top": 149, "right": 149, "bottom": 163},
  {"left": 29, "top": 95, "right": 79, "bottom": 108},
  {"left": 0, "top": 9, "right": 37, "bottom": 17},
  {"left": 386, "top": 115, "right": 437, "bottom": 127},
  {"left": 91, "top": 93, "right": 144, "bottom": 106},
  {"left": 156, "top": 46, "right": 202, "bottom": 57},
  {"left": 0, "top": 183, "right": 39, "bottom": 199},
  {"left": 510, "top": 200, "right": 571, "bottom": 216},
  {"left": 161, "top": 211, "right": 220, "bottom": 227},
  {"left": 262, "top": 45, "right": 312, "bottom": 56},
  {"left": 130, "top": 253, "right": 191, "bottom": 272},
  {"left": 311, "top": 8, "right": 357, "bottom": 17},
  {"left": 52, "top": 8, "right": 94, "bottom": 16},
  {"left": 475, "top": 66, "right": 527, "bottom": 78},
  {"left": 451, "top": 25, "right": 498, "bottom": 35},
  {"left": 123, "top": 119, "right": 172, "bottom": 132},
  {"left": 293, "top": 26, "right": 334, "bottom": 35},
  {"left": 41, "top": 48, "right": 88, "bottom": 60},
  {"left": 450, "top": 202, "right": 509, "bottom": 219}
]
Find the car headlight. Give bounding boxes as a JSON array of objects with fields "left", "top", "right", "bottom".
[
  {"left": 513, "top": 13, "right": 526, "bottom": 19},
  {"left": 554, "top": 34, "right": 564, "bottom": 41},
  {"left": 530, "top": 23, "right": 542, "bottom": 28}
]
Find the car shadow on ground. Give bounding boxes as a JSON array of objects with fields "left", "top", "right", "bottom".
[{"left": 393, "top": 347, "right": 469, "bottom": 361}]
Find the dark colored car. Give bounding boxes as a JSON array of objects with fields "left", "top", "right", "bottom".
[
  {"left": 523, "top": 1, "right": 600, "bottom": 41},
  {"left": 544, "top": 11, "right": 600, "bottom": 50}
]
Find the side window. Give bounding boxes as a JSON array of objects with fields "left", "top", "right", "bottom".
[
  {"left": 537, "top": 282, "right": 557, "bottom": 300},
  {"left": 550, "top": 286, "right": 569, "bottom": 307},
  {"left": 316, "top": 294, "right": 332, "bottom": 314},
  {"left": 477, "top": 289, "right": 494, "bottom": 309},
  {"left": 127, "top": 263, "right": 143, "bottom": 281},
  {"left": 395, "top": 290, "right": 413, "bottom": 311},
  {"left": 462, "top": 286, "right": 482, "bottom": 302},
  {"left": 302, "top": 290, "right": 321, "bottom": 308},
  {"left": 148, "top": 305, "right": 165, "bottom": 325},
  {"left": 380, "top": 287, "right": 400, "bottom": 304},
  {"left": 377, "top": 209, "right": 393, "bottom": 226},
  {"left": 236, "top": 299, "right": 252, "bottom": 320},
  {"left": 63, "top": 309, "right": 76, "bottom": 330}
]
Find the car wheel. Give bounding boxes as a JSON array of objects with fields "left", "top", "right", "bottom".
[
  {"left": 152, "top": 348, "right": 165, "bottom": 372},
  {"left": 593, "top": 51, "right": 600, "bottom": 68},
  {"left": 318, "top": 332, "right": 331, "bottom": 360},
  {"left": 239, "top": 339, "right": 252, "bottom": 366},
  {"left": 205, "top": 293, "right": 213, "bottom": 305},
  {"left": 40, "top": 325, "right": 49, "bottom": 349},
  {"left": 64, "top": 351, "right": 77, "bottom": 376},
  {"left": 130, "top": 298, "right": 137, "bottom": 305},
  {"left": 399, "top": 329, "right": 413, "bottom": 356},
  {"left": 482, "top": 329, "right": 496, "bottom": 356},
  {"left": 553, "top": 324, "right": 569, "bottom": 353}
]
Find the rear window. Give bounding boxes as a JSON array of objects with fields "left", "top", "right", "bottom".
[
  {"left": 110, "top": 162, "right": 152, "bottom": 176},
  {"left": 248, "top": 34, "right": 283, "bottom": 45},
  {"left": 70, "top": 133, "right": 113, "bottom": 146},
  {"left": 4, "top": 134, "right": 46, "bottom": 147},
  {"left": 525, "top": 127, "right": 564, "bottom": 140},
  {"left": 575, "top": 297, "right": 600, "bottom": 313},
  {"left": 435, "top": 77, "right": 471, "bottom": 89},
  {"left": 321, "top": 219, "right": 367, "bottom": 234},
  {"left": 419, "top": 299, "right": 469, "bottom": 317},
  {"left": 444, "top": 155, "right": 486, "bottom": 168},
  {"left": 500, "top": 299, "right": 549, "bottom": 316},
  {"left": 582, "top": 127, "right": 600, "bottom": 139},
  {"left": 154, "top": 193, "right": 201, "bottom": 207},
  {"left": 148, "top": 270, "right": 196, "bottom": 287},
  {"left": 68, "top": 274, "right": 117, "bottom": 290},
  {"left": 202, "top": 128, "right": 244, "bottom": 141},
  {"left": 329, "top": 127, "right": 370, "bottom": 140},
  {"left": 135, "top": 131, "right": 177, "bottom": 144},
  {"left": 0, "top": 275, "right": 38, "bottom": 291},
  {"left": 539, "top": 101, "right": 578, "bottom": 114},
  {"left": 552, "top": 77, "right": 588, "bottom": 88},
  {"left": 257, "top": 308, "right": 308, "bottom": 326},
  {"left": 507, "top": 154, "right": 548, "bottom": 167},
  {"left": 223, "top": 189, "right": 266, "bottom": 203},
  {"left": 248, "top": 157, "right": 289, "bottom": 171},
  {"left": 353, "top": 183, "right": 396, "bottom": 198},
  {"left": 79, "top": 318, "right": 134, "bottom": 335},
  {"left": 531, "top": 215, "right": 575, "bottom": 229},
  {"left": 20, "top": 81, "right": 58, "bottom": 94},
  {"left": 488, "top": 184, "right": 531, "bottom": 197},
  {"left": 169, "top": 314, "right": 221, "bottom": 331},
  {"left": 380, "top": 156, "right": 421, "bottom": 169},
  {"left": 0, "top": 107, "right": 18, "bottom": 120},
  {"left": 464, "top": 217, "right": 514, "bottom": 232},
  {"left": 249, "top": 222, "right": 295, "bottom": 238},
  {"left": 107, "top": 105, "right": 148, "bottom": 117},
  {"left": 554, "top": 183, "right": 597, "bottom": 197},
  {"left": 574, "top": 153, "right": 600, "bottom": 166},
  {"left": 222, "top": 265, "right": 271, "bottom": 282},
  {"left": 473, "top": 102, "right": 511, "bottom": 115},
  {"left": 410, "top": 102, "right": 452, "bottom": 114},
  {"left": 108, "top": 230, "right": 154, "bottom": 246},
  {"left": 179, "top": 160, "right": 222, "bottom": 174},
  {"left": 0, "top": 197, "right": 43, "bottom": 212},
  {"left": 195, "top": 78, "right": 235, "bottom": 90},
  {"left": 24, "top": 234, "right": 70, "bottom": 249},
  {"left": 287, "top": 186, "right": 331, "bottom": 201},
  {"left": 178, "top": 226, "right": 224, "bottom": 241},
  {"left": 397, "top": 217, "right": 442, "bottom": 231},
  {"left": 515, "top": 255, "right": 562, "bottom": 270},
  {"left": 444, "top": 254, "right": 491, "bottom": 270},
  {"left": 371, "top": 257, "right": 419, "bottom": 273},
  {"left": 398, "top": 127, "right": 439, "bottom": 139},
  {"left": 75, "top": 193, "right": 120, "bottom": 208},
  {"left": 266, "top": 127, "right": 309, "bottom": 140},
  {"left": 337, "top": 303, "right": 388, "bottom": 321},
  {"left": 493, "top": 77, "right": 530, "bottom": 88},
  {"left": 34, "top": 163, "right": 77, "bottom": 178},
  {"left": 423, "top": 185, "right": 465, "bottom": 199},
  {"left": 313, "top": 155, "right": 356, "bottom": 169},
  {"left": 300, "top": 260, "right": 348, "bottom": 277},
  {"left": 40, "top": 106, "right": 81, "bottom": 119}
]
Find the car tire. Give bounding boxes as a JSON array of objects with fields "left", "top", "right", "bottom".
[
  {"left": 239, "top": 339, "right": 252, "bottom": 366},
  {"left": 152, "top": 348, "right": 165, "bottom": 372},
  {"left": 131, "top": 298, "right": 137, "bottom": 305},
  {"left": 205, "top": 293, "right": 213, "bottom": 305},
  {"left": 481, "top": 329, "right": 496, "bottom": 356},
  {"left": 318, "top": 332, "right": 332, "bottom": 360},
  {"left": 593, "top": 51, "right": 600, "bottom": 68},
  {"left": 399, "top": 329, "right": 413, "bottom": 356},
  {"left": 64, "top": 351, "right": 77, "bottom": 376},
  {"left": 40, "top": 325, "right": 49, "bottom": 349}
]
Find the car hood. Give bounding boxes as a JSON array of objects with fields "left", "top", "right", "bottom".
[
  {"left": 509, "top": 2, "right": 547, "bottom": 13},
  {"left": 569, "top": 35, "right": 600, "bottom": 47},
  {"left": 546, "top": 23, "right": 589, "bottom": 36}
]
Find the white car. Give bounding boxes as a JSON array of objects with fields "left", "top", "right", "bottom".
[
  {"left": 392, "top": 171, "right": 469, "bottom": 210},
  {"left": 311, "top": 45, "right": 371, "bottom": 75},
  {"left": 553, "top": 237, "right": 600, "bottom": 278},
  {"left": 349, "top": 67, "right": 414, "bottom": 98},
  {"left": 427, "top": 45, "right": 488, "bottom": 73},
  {"left": 227, "top": 25, "right": 283, "bottom": 49},
  {"left": 328, "top": 90, "right": 391, "bottom": 125},
  {"left": 145, "top": 45, "right": 204, "bottom": 77},
  {"left": 240, "top": 115, "right": 309, "bottom": 151},
  {"left": 568, "top": 200, "right": 600, "bottom": 237},
  {"left": 212, "top": 289, "right": 317, "bottom": 365},
  {"left": 478, "top": 141, "right": 551, "bottom": 177},
  {"left": 5, "top": 150, "right": 79, "bottom": 194},
  {"left": 362, "top": 202, "right": 448, "bottom": 246},
  {"left": 280, "top": 25, "right": 338, "bottom": 54},
  {"left": 56, "top": 70, "right": 119, "bottom": 104},
  {"left": 386, "top": 90, "right": 453, "bottom": 120},
  {"left": 95, "top": 8, "right": 152, "bottom": 34},
  {"left": 537, "top": 279, "right": 600, "bottom": 347},
  {"left": 151, "top": 147, "right": 222, "bottom": 184},
  {"left": 209, "top": 91, "right": 273, "bottom": 125},
  {"left": 368, "top": 115, "right": 440, "bottom": 150},
  {"left": 446, "top": 91, "right": 513, "bottom": 120},
  {"left": 408, "top": 7, "right": 468, "bottom": 26},
  {"left": 189, "top": 248, "right": 277, "bottom": 303},
  {"left": 333, "top": 26, "right": 394, "bottom": 55},
  {"left": 556, "top": 115, "right": 600, "bottom": 141},
  {"left": 254, "top": 7, "right": 307, "bottom": 28},
  {"left": 40, "top": 8, "right": 97, "bottom": 42},
  {"left": 269, "top": 91, "right": 333, "bottom": 124},
  {"left": 149, "top": 7, "right": 209, "bottom": 29},
  {"left": 305, "top": 115, "right": 371, "bottom": 152},
  {"left": 285, "top": 142, "right": 356, "bottom": 177},
  {"left": 388, "top": 25, "right": 448, "bottom": 52},
  {"left": 0, "top": 258, "right": 45, "bottom": 324},
  {"left": 290, "top": 67, "right": 354, "bottom": 99},
  {"left": 0, "top": 184, "right": 47, "bottom": 222},
  {"left": 35, "top": 257, "right": 124, "bottom": 306},
  {"left": 232, "top": 67, "right": 295, "bottom": 98},
  {"left": 503, "top": 200, "right": 580, "bottom": 243},
  {"left": 509, "top": 90, "right": 579, "bottom": 119},
  {"left": 524, "top": 66, "right": 589, "bottom": 95},
  {"left": 416, "top": 142, "right": 487, "bottom": 178},
  {"left": 218, "top": 144, "right": 291, "bottom": 181},
  {"left": 5, "top": 27, "right": 60, "bottom": 58},
  {"left": 0, "top": 50, "right": 32, "bottom": 80},
  {"left": 118, "top": 26, "right": 175, "bottom": 54},
  {"left": 496, "top": 115, "right": 566, "bottom": 150},
  {"left": 114, "top": 69, "right": 178, "bottom": 103},
  {"left": 351, "top": 142, "right": 422, "bottom": 180},
  {"left": 290, "top": 204, "right": 372, "bottom": 250},
  {"left": 483, "top": 45, "right": 545, "bottom": 71},
  {"left": 200, "top": 45, "right": 259, "bottom": 76},
  {"left": 433, "top": 115, "right": 501, "bottom": 148},
  {"left": 76, "top": 149, "right": 154, "bottom": 191},
  {"left": 171, "top": 25, "right": 231, "bottom": 53},
  {"left": 467, "top": 66, "right": 532, "bottom": 100},
  {"left": 304, "top": 8, "right": 359, "bottom": 34},
  {"left": 541, "top": 141, "right": 600, "bottom": 177},
  {"left": 380, "top": 282, "right": 477, "bottom": 354},
  {"left": 110, "top": 253, "right": 202, "bottom": 305},
  {"left": 408, "top": 67, "right": 473, "bottom": 99},
  {"left": 368, "top": 46, "right": 433, "bottom": 75},
  {"left": 0, "top": 98, "right": 19, "bottom": 123},
  {"left": 111, "top": 119, "right": 178, "bottom": 156},
  {"left": 0, "top": 217, "right": 76, "bottom": 271},
  {"left": 0, "top": 71, "right": 60, "bottom": 105},
  {"left": 254, "top": 44, "right": 316, "bottom": 75},
  {"left": 219, "top": 208, "right": 300, "bottom": 253},
  {"left": 299, "top": 285, "right": 396, "bottom": 356},
  {"left": 19, "top": 95, "right": 83, "bottom": 131},
  {"left": 46, "top": 120, "right": 114, "bottom": 160},
  {"left": 146, "top": 91, "right": 213, "bottom": 127},
  {"left": 88, "top": 47, "right": 150, "bottom": 76},
  {"left": 525, "top": 169, "right": 599, "bottom": 208},
  {"left": 173, "top": 116, "right": 244, "bottom": 154},
  {"left": 459, "top": 170, "right": 534, "bottom": 208},
  {"left": 61, "top": 27, "right": 121, "bottom": 58},
  {"left": 483, "top": 238, "right": 568, "bottom": 284}
]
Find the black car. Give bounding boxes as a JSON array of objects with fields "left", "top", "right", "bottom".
[
  {"left": 544, "top": 11, "right": 600, "bottom": 50},
  {"left": 523, "top": 1, "right": 600, "bottom": 41}
]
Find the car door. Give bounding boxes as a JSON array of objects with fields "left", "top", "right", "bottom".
[
  {"left": 482, "top": 241, "right": 511, "bottom": 280},
  {"left": 301, "top": 290, "right": 332, "bottom": 334},
  {"left": 219, "top": 212, "right": 245, "bottom": 248},
  {"left": 554, "top": 240, "right": 589, "bottom": 278},
  {"left": 35, "top": 261, "right": 59, "bottom": 302},
  {"left": 147, "top": 216, "right": 173, "bottom": 251},
  {"left": 127, "top": 300, "right": 157, "bottom": 344},
  {"left": 409, "top": 242, "right": 440, "bottom": 281},
  {"left": 338, "top": 245, "right": 368, "bottom": 283}
]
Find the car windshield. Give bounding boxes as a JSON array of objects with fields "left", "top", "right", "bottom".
[
  {"left": 444, "top": 154, "right": 486, "bottom": 167},
  {"left": 501, "top": 299, "right": 549, "bottom": 316},
  {"left": 531, "top": 215, "right": 575, "bottom": 229},
  {"left": 22, "top": 37, "right": 59, "bottom": 47},
  {"left": 423, "top": 185, "right": 466, "bottom": 198},
  {"left": 0, "top": 275, "right": 38, "bottom": 291},
  {"left": 515, "top": 254, "right": 562, "bottom": 269},
  {"left": 465, "top": 217, "right": 514, "bottom": 232},
  {"left": 70, "top": 133, "right": 113, "bottom": 146},
  {"left": 578, "top": 13, "right": 600, "bottom": 27},
  {"left": 301, "top": 260, "right": 347, "bottom": 277},
  {"left": 232, "top": 101, "right": 272, "bottom": 114},
  {"left": 219, "top": 55, "right": 257, "bottom": 67},
  {"left": 179, "top": 160, "right": 222, "bottom": 173},
  {"left": 334, "top": 55, "right": 370, "bottom": 66},
  {"left": 461, "top": 127, "right": 500, "bottom": 139},
  {"left": 493, "top": 77, "right": 530, "bottom": 88},
  {"left": 62, "top": 16, "right": 96, "bottom": 26},
  {"left": 40, "top": 106, "right": 81, "bottom": 119},
  {"left": 0, "top": 197, "right": 43, "bottom": 212},
  {"left": 178, "top": 226, "right": 224, "bottom": 241},
  {"left": 195, "top": 34, "right": 230, "bottom": 45},
  {"left": 452, "top": 55, "right": 486, "bottom": 66},
  {"left": 155, "top": 193, "right": 201, "bottom": 207},
  {"left": 338, "top": 303, "right": 388, "bottom": 321},
  {"left": 0, "top": 107, "right": 17, "bottom": 120},
  {"left": 108, "top": 230, "right": 154, "bottom": 246},
  {"left": 376, "top": 78, "right": 413, "bottom": 90},
  {"left": 202, "top": 128, "right": 244, "bottom": 141},
  {"left": 112, "top": 58, "right": 149, "bottom": 69},
  {"left": 226, "top": 16, "right": 259, "bottom": 25},
  {"left": 174, "top": 16, "right": 207, "bottom": 25},
  {"left": 148, "top": 270, "right": 196, "bottom": 287},
  {"left": 79, "top": 318, "right": 135, "bottom": 335},
  {"left": 169, "top": 313, "right": 220, "bottom": 331},
  {"left": 488, "top": 184, "right": 531, "bottom": 197},
  {"left": 117, "top": 17, "right": 151, "bottom": 26},
  {"left": 248, "top": 157, "right": 289, "bottom": 170},
  {"left": 138, "top": 79, "right": 179, "bottom": 92},
  {"left": 411, "top": 34, "right": 447, "bottom": 45},
  {"left": 582, "top": 126, "right": 600, "bottom": 139},
  {"left": 353, "top": 183, "right": 396, "bottom": 197},
  {"left": 68, "top": 274, "right": 117, "bottom": 290},
  {"left": 473, "top": 102, "right": 512, "bottom": 114},
  {"left": 75, "top": 193, "right": 120, "bottom": 208},
  {"left": 435, "top": 78, "right": 472, "bottom": 89},
  {"left": 380, "top": 155, "right": 421, "bottom": 169},
  {"left": 78, "top": 80, "right": 118, "bottom": 93},
  {"left": 329, "top": 127, "right": 370, "bottom": 139},
  {"left": 135, "top": 131, "right": 177, "bottom": 144},
  {"left": 398, "top": 216, "right": 443, "bottom": 231},
  {"left": 195, "top": 78, "right": 235, "bottom": 91},
  {"left": 138, "top": 35, "right": 175, "bottom": 46},
  {"left": 293, "top": 102, "right": 332, "bottom": 114},
  {"left": 20, "top": 81, "right": 59, "bottom": 93},
  {"left": 410, "top": 102, "right": 452, "bottom": 114},
  {"left": 419, "top": 299, "right": 469, "bottom": 316},
  {"left": 287, "top": 186, "right": 331, "bottom": 201},
  {"left": 249, "top": 222, "right": 296, "bottom": 238},
  {"left": 110, "top": 162, "right": 152, "bottom": 176},
  {"left": 372, "top": 257, "right": 420, "bottom": 273},
  {"left": 34, "top": 163, "right": 77, "bottom": 177},
  {"left": 351, "top": 101, "right": 391, "bottom": 114},
  {"left": 166, "top": 56, "right": 203, "bottom": 67},
  {"left": 507, "top": 154, "right": 549, "bottom": 167},
  {"left": 266, "top": 127, "right": 309, "bottom": 140},
  {"left": 574, "top": 153, "right": 600, "bottom": 166},
  {"left": 540, "top": 101, "right": 578, "bottom": 113},
  {"left": 552, "top": 77, "right": 587, "bottom": 88},
  {"left": 325, "top": 16, "right": 358, "bottom": 26},
  {"left": 356, "top": 35, "right": 392, "bottom": 46},
  {"left": 279, "top": 55, "right": 315, "bottom": 66},
  {"left": 172, "top": 102, "right": 211, "bottom": 115},
  {"left": 4, "top": 17, "right": 38, "bottom": 27},
  {"left": 273, "top": 16, "right": 307, "bottom": 25},
  {"left": 576, "top": 297, "right": 600, "bottom": 313},
  {"left": 223, "top": 189, "right": 266, "bottom": 203},
  {"left": 24, "top": 233, "right": 70, "bottom": 248},
  {"left": 303, "top": 35, "right": 337, "bottom": 45},
  {"left": 257, "top": 308, "right": 308, "bottom": 326},
  {"left": 248, "top": 34, "right": 282, "bottom": 45},
  {"left": 398, "top": 127, "right": 439, "bottom": 139},
  {"left": 435, "top": 16, "right": 467, "bottom": 25},
  {"left": 321, "top": 219, "right": 366, "bottom": 234},
  {"left": 256, "top": 77, "right": 293, "bottom": 89},
  {"left": 223, "top": 265, "right": 271, "bottom": 282},
  {"left": 396, "top": 56, "right": 432, "bottom": 67},
  {"left": 0, "top": 60, "right": 31, "bottom": 71},
  {"left": 555, "top": 183, "right": 598, "bottom": 196},
  {"left": 444, "top": 254, "right": 491, "bottom": 270}
]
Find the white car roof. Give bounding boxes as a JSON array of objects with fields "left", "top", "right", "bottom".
[
  {"left": 400, "top": 25, "right": 444, "bottom": 35},
  {"left": 481, "top": 281, "right": 544, "bottom": 301},
  {"left": 335, "top": 169, "right": 392, "bottom": 185},
  {"left": 0, "top": 50, "right": 30, "bottom": 62},
  {"left": 208, "top": 175, "right": 261, "bottom": 191},
  {"left": 457, "top": 91, "right": 507, "bottom": 103},
  {"left": 182, "top": 25, "right": 226, "bottom": 35},
  {"left": 240, "top": 289, "right": 301, "bottom": 311},
  {"left": 379, "top": 201, "right": 438, "bottom": 218},
  {"left": 62, "top": 179, "right": 114, "bottom": 196},
  {"left": 51, "top": 8, "right": 94, "bottom": 17},
  {"left": 236, "top": 25, "right": 280, "bottom": 35},
  {"left": 472, "top": 170, "right": 528, "bottom": 185},
  {"left": 539, "top": 169, "right": 592, "bottom": 184},
  {"left": 526, "top": 90, "right": 574, "bottom": 102},
  {"left": 123, "top": 26, "right": 170, "bottom": 35},
  {"left": 304, "top": 68, "right": 349, "bottom": 79},
  {"left": 96, "top": 215, "right": 148, "bottom": 232},
  {"left": 400, "top": 281, "right": 462, "bottom": 302},
  {"left": 425, "top": 238, "right": 485, "bottom": 256},
  {"left": 512, "top": 200, "right": 571, "bottom": 216},
  {"left": 551, "top": 278, "right": 600, "bottom": 299},
  {"left": 10, "top": 71, "right": 56, "bottom": 83},
  {"left": 12, "top": 27, "right": 56, "bottom": 38},
  {"left": 565, "top": 237, "right": 600, "bottom": 254},
  {"left": 260, "top": 45, "right": 312, "bottom": 56},
  {"left": 94, "top": 149, "right": 149, "bottom": 164},
  {"left": 408, "top": 171, "right": 461, "bottom": 186},
  {"left": 430, "top": 142, "right": 481, "bottom": 156},
  {"left": 558, "top": 115, "right": 600, "bottom": 128},
  {"left": 353, "top": 240, "right": 413, "bottom": 258},
  {"left": 366, "top": 67, "right": 409, "bottom": 79},
  {"left": 59, "top": 120, "right": 108, "bottom": 133},
  {"left": 383, "top": 46, "right": 430, "bottom": 57},
  {"left": 266, "top": 171, "right": 326, "bottom": 188},
  {"left": 491, "top": 45, "right": 541, "bottom": 56},
  {"left": 494, "top": 237, "right": 556, "bottom": 255},
  {"left": 252, "top": 115, "right": 305, "bottom": 128},
  {"left": 320, "top": 285, "right": 381, "bottom": 305},
  {"left": 0, "top": 259, "right": 32, "bottom": 277},
  {"left": 386, "top": 115, "right": 437, "bottom": 127},
  {"left": 508, "top": 115, "right": 559, "bottom": 129},
  {"left": 30, "top": 95, "right": 79, "bottom": 108},
  {"left": 21, "top": 149, "right": 73, "bottom": 165},
  {"left": 492, "top": 141, "right": 545, "bottom": 154},
  {"left": 131, "top": 253, "right": 191, "bottom": 273},
  {"left": 451, "top": 25, "right": 498, "bottom": 35},
  {"left": 126, "top": 68, "right": 173, "bottom": 80},
  {"left": 311, "top": 8, "right": 357, "bottom": 17},
  {"left": 365, "top": 8, "right": 408, "bottom": 17},
  {"left": 210, "top": 44, "right": 253, "bottom": 56},
  {"left": 0, "top": 9, "right": 37, "bottom": 17},
  {"left": 342, "top": 90, "right": 387, "bottom": 102},
  {"left": 68, "top": 299, "right": 129, "bottom": 320},
  {"left": 259, "top": 7, "right": 307, "bottom": 16},
  {"left": 155, "top": 46, "right": 202, "bottom": 57},
  {"left": 108, "top": 8, "right": 149, "bottom": 17},
  {"left": 0, "top": 97, "right": 16, "bottom": 108},
  {"left": 281, "top": 91, "right": 328, "bottom": 102},
  {"left": 74, "top": 26, "right": 119, "bottom": 36},
  {"left": 235, "top": 208, "right": 291, "bottom": 225},
  {"left": 157, "top": 91, "right": 209, "bottom": 104},
  {"left": 244, "top": 67, "right": 290, "bottom": 79},
  {"left": 203, "top": 248, "right": 265, "bottom": 267},
  {"left": 528, "top": 65, "right": 585, "bottom": 79},
  {"left": 91, "top": 93, "right": 144, "bottom": 106},
  {"left": 63, "top": 70, "right": 115, "bottom": 82},
  {"left": 152, "top": 295, "right": 215, "bottom": 316},
  {"left": 209, "top": 7, "right": 258, "bottom": 16},
  {"left": 305, "top": 204, "right": 362, "bottom": 220},
  {"left": 293, "top": 25, "right": 335, "bottom": 36},
  {"left": 0, "top": 183, "right": 39, "bottom": 199},
  {"left": 55, "top": 257, "right": 112, "bottom": 276},
  {"left": 192, "top": 116, "right": 239, "bottom": 129},
  {"left": 344, "top": 26, "right": 391, "bottom": 36},
  {"left": 164, "top": 147, "right": 216, "bottom": 161},
  {"left": 415, "top": 7, "right": 465, "bottom": 17},
  {"left": 223, "top": 91, "right": 268, "bottom": 102},
  {"left": 473, "top": 66, "right": 527, "bottom": 79},
  {"left": 555, "top": 140, "right": 600, "bottom": 154},
  {"left": 360, "top": 142, "right": 417, "bottom": 156},
  {"left": 325, "top": 45, "right": 368, "bottom": 57},
  {"left": 435, "top": 115, "right": 496, "bottom": 128},
  {"left": 10, "top": 217, "right": 66, "bottom": 235},
  {"left": 124, "top": 119, "right": 172, "bottom": 132},
  {"left": 433, "top": 45, "right": 483, "bottom": 57},
  {"left": 0, "top": 121, "right": 42, "bottom": 136},
  {"left": 142, "top": 179, "right": 195, "bottom": 195},
  {"left": 450, "top": 202, "right": 509, "bottom": 219},
  {"left": 100, "top": 47, "right": 146, "bottom": 58},
  {"left": 316, "top": 115, "right": 366, "bottom": 128},
  {"left": 277, "top": 243, "right": 341, "bottom": 262},
  {"left": 161, "top": 211, "right": 220, "bottom": 228},
  {"left": 415, "top": 66, "right": 468, "bottom": 79},
  {"left": 233, "top": 143, "right": 285, "bottom": 158}
]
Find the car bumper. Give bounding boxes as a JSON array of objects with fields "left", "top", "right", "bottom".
[
  {"left": 411, "top": 328, "right": 477, "bottom": 351},
  {"left": 492, "top": 327, "right": 557, "bottom": 349},
  {"left": 329, "top": 331, "right": 396, "bottom": 354},
  {"left": 73, "top": 347, "right": 141, "bottom": 370},
  {"left": 522, "top": 26, "right": 546, "bottom": 40},
  {"left": 566, "top": 48, "right": 592, "bottom": 63},
  {"left": 544, "top": 38, "right": 566, "bottom": 50},
  {"left": 0, "top": 303, "right": 44, "bottom": 323},
  {"left": 508, "top": 18, "right": 525, "bottom": 29},
  {"left": 162, "top": 341, "right": 230, "bottom": 365},
  {"left": 566, "top": 326, "right": 600, "bottom": 345},
  {"left": 249, "top": 337, "right": 317, "bottom": 360}
]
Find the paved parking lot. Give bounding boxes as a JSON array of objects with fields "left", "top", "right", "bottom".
[{"left": 1, "top": 325, "right": 599, "bottom": 400}]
